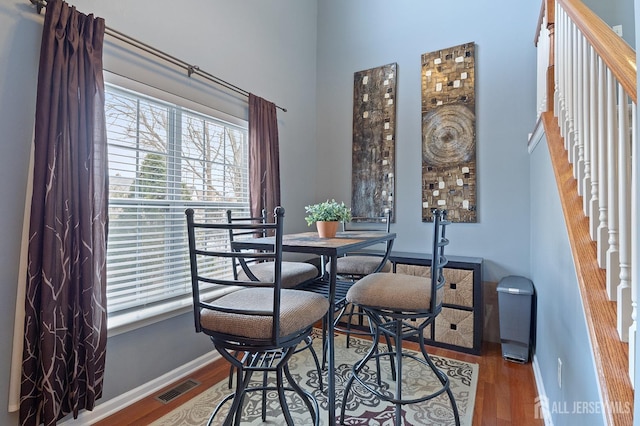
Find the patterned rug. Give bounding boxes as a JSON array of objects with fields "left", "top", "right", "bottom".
[{"left": 151, "top": 332, "right": 478, "bottom": 425}]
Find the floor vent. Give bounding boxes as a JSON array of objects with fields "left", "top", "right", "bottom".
[{"left": 155, "top": 378, "right": 200, "bottom": 404}]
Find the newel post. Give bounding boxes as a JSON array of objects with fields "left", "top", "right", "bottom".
[{"left": 546, "top": 0, "right": 555, "bottom": 114}]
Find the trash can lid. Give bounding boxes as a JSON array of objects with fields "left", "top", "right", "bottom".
[{"left": 497, "top": 275, "right": 534, "bottom": 295}]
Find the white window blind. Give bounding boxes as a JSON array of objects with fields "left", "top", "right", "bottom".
[{"left": 105, "top": 83, "right": 250, "bottom": 325}]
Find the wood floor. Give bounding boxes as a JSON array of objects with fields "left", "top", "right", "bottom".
[{"left": 95, "top": 339, "right": 543, "bottom": 426}]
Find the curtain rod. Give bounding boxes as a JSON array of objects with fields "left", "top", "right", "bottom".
[{"left": 28, "top": 0, "right": 287, "bottom": 112}]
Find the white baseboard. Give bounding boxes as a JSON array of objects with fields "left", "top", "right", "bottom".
[
  {"left": 59, "top": 350, "right": 221, "bottom": 425},
  {"left": 532, "top": 353, "right": 554, "bottom": 426}
]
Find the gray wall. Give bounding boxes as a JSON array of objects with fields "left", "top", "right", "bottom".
[
  {"left": 315, "top": 0, "right": 538, "bottom": 283},
  {"left": 0, "top": 0, "right": 629, "bottom": 425},
  {"left": 71, "top": 0, "right": 321, "bottom": 233},
  {"left": 529, "top": 136, "right": 603, "bottom": 426},
  {"left": 0, "top": 3, "right": 41, "bottom": 425},
  {"left": 584, "top": 0, "right": 636, "bottom": 47},
  {"left": 0, "top": 1, "right": 318, "bottom": 424}
]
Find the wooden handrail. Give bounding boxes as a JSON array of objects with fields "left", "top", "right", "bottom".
[
  {"left": 558, "top": 0, "right": 636, "bottom": 103},
  {"left": 535, "top": 0, "right": 546, "bottom": 45}
]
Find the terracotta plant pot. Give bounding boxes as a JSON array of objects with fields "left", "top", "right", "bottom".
[{"left": 316, "top": 221, "right": 339, "bottom": 238}]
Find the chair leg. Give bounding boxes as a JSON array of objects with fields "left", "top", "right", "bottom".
[
  {"left": 321, "top": 315, "right": 328, "bottom": 367},
  {"left": 233, "top": 360, "right": 258, "bottom": 426},
  {"left": 383, "top": 332, "right": 397, "bottom": 382},
  {"left": 342, "top": 314, "right": 461, "bottom": 426},
  {"left": 261, "top": 370, "right": 268, "bottom": 422},
  {"left": 206, "top": 392, "right": 234, "bottom": 426},
  {"left": 344, "top": 303, "right": 356, "bottom": 348},
  {"left": 227, "top": 358, "right": 251, "bottom": 426},
  {"left": 366, "top": 312, "right": 396, "bottom": 384},
  {"left": 283, "top": 362, "right": 320, "bottom": 425},
  {"left": 276, "top": 366, "right": 296, "bottom": 425},
  {"left": 212, "top": 349, "right": 264, "bottom": 425},
  {"left": 322, "top": 303, "right": 347, "bottom": 363},
  {"left": 393, "top": 319, "right": 403, "bottom": 426},
  {"left": 340, "top": 326, "right": 383, "bottom": 424},
  {"left": 419, "top": 336, "right": 461, "bottom": 426},
  {"left": 227, "top": 350, "right": 245, "bottom": 389},
  {"left": 304, "top": 336, "right": 324, "bottom": 392},
  {"left": 228, "top": 358, "right": 235, "bottom": 389},
  {"left": 370, "top": 319, "right": 383, "bottom": 386}
]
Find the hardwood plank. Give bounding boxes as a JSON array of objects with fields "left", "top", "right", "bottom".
[
  {"left": 472, "top": 380, "right": 485, "bottom": 425},
  {"left": 93, "top": 358, "right": 230, "bottom": 426}
]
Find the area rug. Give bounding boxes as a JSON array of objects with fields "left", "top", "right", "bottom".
[{"left": 151, "top": 332, "right": 478, "bottom": 425}]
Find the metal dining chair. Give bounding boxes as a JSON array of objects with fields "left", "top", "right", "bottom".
[
  {"left": 225, "top": 209, "right": 324, "bottom": 391},
  {"left": 340, "top": 209, "right": 460, "bottom": 426},
  {"left": 299, "top": 210, "right": 395, "bottom": 384},
  {"left": 185, "top": 207, "right": 329, "bottom": 425},
  {"left": 327, "top": 210, "right": 393, "bottom": 347},
  {"left": 227, "top": 209, "right": 320, "bottom": 288}
]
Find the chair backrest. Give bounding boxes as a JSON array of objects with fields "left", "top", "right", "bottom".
[
  {"left": 343, "top": 210, "right": 393, "bottom": 261},
  {"left": 343, "top": 210, "right": 392, "bottom": 233},
  {"left": 430, "top": 209, "right": 450, "bottom": 315},
  {"left": 225, "top": 209, "right": 269, "bottom": 280},
  {"left": 185, "top": 207, "right": 285, "bottom": 343}
]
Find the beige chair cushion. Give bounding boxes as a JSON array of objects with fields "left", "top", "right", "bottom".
[
  {"left": 346, "top": 272, "right": 439, "bottom": 312},
  {"left": 238, "top": 261, "right": 319, "bottom": 289},
  {"left": 200, "top": 288, "right": 329, "bottom": 340},
  {"left": 331, "top": 256, "right": 391, "bottom": 276}
]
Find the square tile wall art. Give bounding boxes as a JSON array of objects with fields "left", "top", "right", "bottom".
[
  {"left": 351, "top": 62, "right": 397, "bottom": 221},
  {"left": 422, "top": 42, "right": 476, "bottom": 222}
]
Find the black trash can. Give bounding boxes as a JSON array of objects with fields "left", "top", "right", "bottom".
[{"left": 497, "top": 275, "right": 534, "bottom": 363}]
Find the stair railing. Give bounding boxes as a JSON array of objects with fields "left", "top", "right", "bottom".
[{"left": 535, "top": 0, "right": 637, "bottom": 386}]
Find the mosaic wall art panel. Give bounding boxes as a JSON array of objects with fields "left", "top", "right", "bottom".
[
  {"left": 421, "top": 42, "right": 476, "bottom": 222},
  {"left": 352, "top": 62, "right": 397, "bottom": 220}
]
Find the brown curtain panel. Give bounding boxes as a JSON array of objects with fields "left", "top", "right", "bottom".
[
  {"left": 20, "top": 1, "right": 108, "bottom": 424},
  {"left": 249, "top": 94, "right": 281, "bottom": 220}
]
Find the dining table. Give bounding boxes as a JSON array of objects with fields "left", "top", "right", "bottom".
[{"left": 233, "top": 230, "right": 396, "bottom": 424}]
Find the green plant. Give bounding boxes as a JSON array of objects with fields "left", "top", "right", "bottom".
[{"left": 304, "top": 199, "right": 352, "bottom": 226}]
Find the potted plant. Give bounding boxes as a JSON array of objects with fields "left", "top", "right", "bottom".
[{"left": 304, "top": 199, "right": 352, "bottom": 238}]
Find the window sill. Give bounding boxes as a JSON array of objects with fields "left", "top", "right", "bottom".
[
  {"left": 107, "top": 287, "right": 240, "bottom": 337},
  {"left": 107, "top": 299, "right": 192, "bottom": 338}
]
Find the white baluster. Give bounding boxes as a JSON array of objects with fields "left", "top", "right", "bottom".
[
  {"left": 629, "top": 101, "right": 637, "bottom": 383},
  {"left": 573, "top": 24, "right": 580, "bottom": 166},
  {"left": 555, "top": 6, "right": 564, "bottom": 134},
  {"left": 596, "top": 57, "right": 609, "bottom": 268},
  {"left": 606, "top": 69, "right": 620, "bottom": 301},
  {"left": 581, "top": 37, "right": 592, "bottom": 212},
  {"left": 562, "top": 11, "right": 569, "bottom": 143},
  {"left": 617, "top": 90, "right": 631, "bottom": 341},
  {"left": 575, "top": 32, "right": 585, "bottom": 193},
  {"left": 587, "top": 47, "right": 598, "bottom": 229},
  {"left": 567, "top": 20, "right": 577, "bottom": 159},
  {"left": 536, "top": 20, "right": 542, "bottom": 117}
]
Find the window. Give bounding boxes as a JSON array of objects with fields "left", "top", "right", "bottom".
[{"left": 105, "top": 82, "right": 249, "bottom": 329}]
